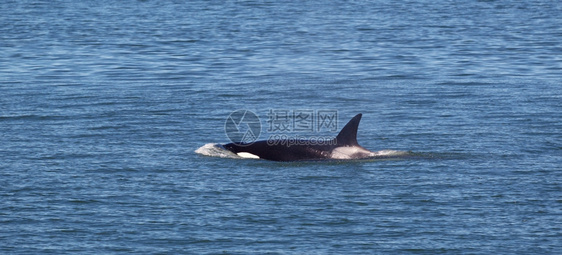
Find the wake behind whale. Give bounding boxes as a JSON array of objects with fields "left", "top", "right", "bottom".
[{"left": 196, "top": 113, "right": 411, "bottom": 162}]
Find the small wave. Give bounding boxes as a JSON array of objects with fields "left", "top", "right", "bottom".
[
  {"left": 372, "top": 150, "right": 411, "bottom": 157},
  {"left": 194, "top": 143, "right": 239, "bottom": 159}
]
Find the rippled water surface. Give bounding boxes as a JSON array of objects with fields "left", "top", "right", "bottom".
[{"left": 1, "top": 0, "right": 561, "bottom": 254}]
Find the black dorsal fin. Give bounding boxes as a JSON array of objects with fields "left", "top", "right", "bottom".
[{"left": 335, "top": 113, "right": 362, "bottom": 146}]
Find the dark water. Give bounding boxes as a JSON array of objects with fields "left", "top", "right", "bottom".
[{"left": 1, "top": 0, "right": 561, "bottom": 254}]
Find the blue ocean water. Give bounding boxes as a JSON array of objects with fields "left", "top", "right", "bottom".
[{"left": 1, "top": 0, "right": 561, "bottom": 254}]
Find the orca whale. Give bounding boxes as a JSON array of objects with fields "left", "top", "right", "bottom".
[{"left": 222, "top": 113, "right": 382, "bottom": 161}]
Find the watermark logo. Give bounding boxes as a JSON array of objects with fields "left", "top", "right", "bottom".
[
  {"left": 224, "top": 110, "right": 261, "bottom": 145},
  {"left": 225, "top": 109, "right": 339, "bottom": 146}
]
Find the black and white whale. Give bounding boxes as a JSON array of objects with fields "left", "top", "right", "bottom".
[{"left": 222, "top": 113, "right": 395, "bottom": 161}]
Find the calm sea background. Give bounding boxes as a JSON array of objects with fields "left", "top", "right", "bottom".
[{"left": 1, "top": 0, "right": 561, "bottom": 254}]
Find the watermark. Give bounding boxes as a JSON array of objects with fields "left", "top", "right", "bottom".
[
  {"left": 267, "top": 109, "right": 338, "bottom": 132},
  {"left": 224, "top": 110, "right": 261, "bottom": 146},
  {"left": 266, "top": 134, "right": 337, "bottom": 146},
  {"left": 224, "top": 109, "right": 338, "bottom": 146}
]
